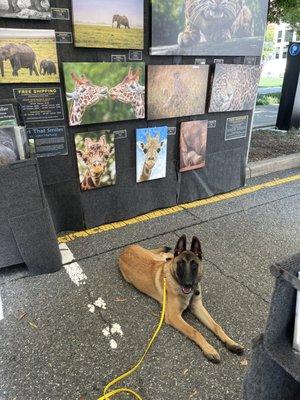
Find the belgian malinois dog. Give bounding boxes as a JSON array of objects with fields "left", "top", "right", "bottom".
[{"left": 119, "top": 235, "right": 244, "bottom": 363}]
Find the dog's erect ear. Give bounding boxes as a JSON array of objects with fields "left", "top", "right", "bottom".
[
  {"left": 174, "top": 235, "right": 187, "bottom": 257},
  {"left": 191, "top": 236, "right": 202, "bottom": 259}
]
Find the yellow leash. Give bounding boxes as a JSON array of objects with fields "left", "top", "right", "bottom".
[{"left": 97, "top": 278, "right": 167, "bottom": 400}]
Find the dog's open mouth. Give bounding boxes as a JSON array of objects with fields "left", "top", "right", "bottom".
[{"left": 181, "top": 286, "right": 192, "bottom": 295}]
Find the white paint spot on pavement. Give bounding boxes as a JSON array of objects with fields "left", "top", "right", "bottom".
[
  {"left": 102, "top": 327, "right": 110, "bottom": 337},
  {"left": 88, "top": 304, "right": 95, "bottom": 313},
  {"left": 101, "top": 323, "right": 124, "bottom": 348},
  {"left": 59, "top": 243, "right": 75, "bottom": 264},
  {"left": 60, "top": 244, "right": 124, "bottom": 350},
  {"left": 110, "top": 339, "right": 118, "bottom": 349},
  {"left": 61, "top": 244, "right": 88, "bottom": 287},
  {"left": 64, "top": 262, "right": 87, "bottom": 286},
  {"left": 111, "top": 323, "right": 123, "bottom": 337},
  {"left": 0, "top": 292, "right": 4, "bottom": 321},
  {"left": 94, "top": 297, "right": 107, "bottom": 310}
]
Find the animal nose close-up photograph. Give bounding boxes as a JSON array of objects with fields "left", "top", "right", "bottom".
[{"left": 0, "top": 0, "right": 300, "bottom": 399}]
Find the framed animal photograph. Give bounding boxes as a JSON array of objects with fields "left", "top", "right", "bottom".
[
  {"left": 75, "top": 130, "right": 116, "bottom": 191},
  {"left": 0, "top": 29, "right": 59, "bottom": 84},
  {"left": 0, "top": 126, "right": 19, "bottom": 165},
  {"left": 0, "top": 0, "right": 51, "bottom": 19},
  {"left": 179, "top": 120, "right": 208, "bottom": 172},
  {"left": 147, "top": 65, "right": 209, "bottom": 120},
  {"left": 72, "top": 0, "right": 144, "bottom": 50},
  {"left": 150, "top": 0, "right": 269, "bottom": 56},
  {"left": 209, "top": 64, "right": 261, "bottom": 113},
  {"left": 0, "top": 126, "right": 29, "bottom": 165},
  {"left": 136, "top": 126, "right": 168, "bottom": 183},
  {"left": 63, "top": 62, "right": 145, "bottom": 126}
]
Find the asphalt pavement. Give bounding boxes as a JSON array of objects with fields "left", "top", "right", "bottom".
[
  {"left": 253, "top": 105, "right": 279, "bottom": 128},
  {"left": 1, "top": 168, "right": 300, "bottom": 400}
]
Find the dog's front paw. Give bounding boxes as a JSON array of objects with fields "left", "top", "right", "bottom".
[
  {"left": 178, "top": 30, "right": 199, "bottom": 48},
  {"left": 203, "top": 345, "right": 220, "bottom": 363},
  {"left": 226, "top": 341, "right": 244, "bottom": 355}
]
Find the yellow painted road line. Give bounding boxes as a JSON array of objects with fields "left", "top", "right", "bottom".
[{"left": 58, "top": 174, "right": 300, "bottom": 244}]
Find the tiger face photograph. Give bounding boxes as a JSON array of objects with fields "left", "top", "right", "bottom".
[{"left": 150, "top": 0, "right": 269, "bottom": 56}]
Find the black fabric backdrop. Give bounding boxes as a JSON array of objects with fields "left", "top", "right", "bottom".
[{"left": 0, "top": 0, "right": 258, "bottom": 232}]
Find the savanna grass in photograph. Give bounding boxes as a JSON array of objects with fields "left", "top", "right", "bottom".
[
  {"left": 75, "top": 130, "right": 116, "bottom": 191},
  {"left": 147, "top": 65, "right": 209, "bottom": 120},
  {"left": 63, "top": 62, "right": 145, "bottom": 126},
  {"left": 0, "top": 28, "right": 59, "bottom": 84},
  {"left": 72, "top": 0, "right": 144, "bottom": 49}
]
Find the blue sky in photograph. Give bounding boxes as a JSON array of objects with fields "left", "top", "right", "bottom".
[{"left": 73, "top": 0, "right": 143, "bottom": 27}]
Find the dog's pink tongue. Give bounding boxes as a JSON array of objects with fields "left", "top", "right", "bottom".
[{"left": 182, "top": 286, "right": 192, "bottom": 294}]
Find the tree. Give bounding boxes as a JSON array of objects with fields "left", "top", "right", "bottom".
[
  {"left": 262, "top": 24, "right": 276, "bottom": 60},
  {"left": 268, "top": 0, "right": 300, "bottom": 34}
]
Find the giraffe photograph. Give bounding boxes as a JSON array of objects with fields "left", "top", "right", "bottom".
[
  {"left": 63, "top": 62, "right": 145, "bottom": 126},
  {"left": 0, "top": 29, "right": 59, "bottom": 84},
  {"left": 75, "top": 130, "right": 116, "bottom": 191},
  {"left": 147, "top": 65, "right": 209, "bottom": 120},
  {"left": 0, "top": 0, "right": 51, "bottom": 20},
  {"left": 209, "top": 64, "right": 261, "bottom": 113},
  {"left": 72, "top": 0, "right": 143, "bottom": 49},
  {"left": 136, "top": 126, "right": 168, "bottom": 183},
  {"left": 179, "top": 120, "right": 208, "bottom": 172},
  {"left": 150, "top": 0, "right": 269, "bottom": 56}
]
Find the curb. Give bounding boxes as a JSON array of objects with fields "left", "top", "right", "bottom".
[{"left": 246, "top": 153, "right": 300, "bottom": 179}]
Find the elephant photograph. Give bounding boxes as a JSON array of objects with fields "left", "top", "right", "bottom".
[
  {"left": 0, "top": 0, "right": 51, "bottom": 20},
  {"left": 0, "top": 28, "right": 59, "bottom": 83},
  {"left": 40, "top": 59, "right": 57, "bottom": 75},
  {"left": 72, "top": 0, "right": 144, "bottom": 49}
]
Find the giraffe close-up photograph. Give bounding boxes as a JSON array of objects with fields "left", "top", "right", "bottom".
[
  {"left": 0, "top": 0, "right": 300, "bottom": 399},
  {"left": 136, "top": 126, "right": 168, "bottom": 183},
  {"left": 63, "top": 62, "right": 145, "bottom": 125},
  {"left": 75, "top": 130, "right": 116, "bottom": 191}
]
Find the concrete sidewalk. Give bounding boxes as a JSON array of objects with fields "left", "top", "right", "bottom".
[{"left": 1, "top": 169, "right": 300, "bottom": 400}]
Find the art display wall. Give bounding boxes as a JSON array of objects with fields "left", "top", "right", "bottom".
[{"left": 0, "top": 0, "right": 268, "bottom": 232}]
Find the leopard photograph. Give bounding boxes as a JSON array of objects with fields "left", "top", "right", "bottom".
[
  {"left": 151, "top": 0, "right": 269, "bottom": 56},
  {"left": 209, "top": 64, "right": 262, "bottom": 113}
]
